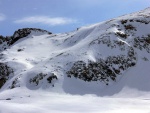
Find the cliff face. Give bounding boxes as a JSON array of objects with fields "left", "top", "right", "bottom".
[{"left": 0, "top": 8, "right": 150, "bottom": 95}]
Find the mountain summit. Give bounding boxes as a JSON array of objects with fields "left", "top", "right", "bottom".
[{"left": 0, "top": 8, "right": 150, "bottom": 96}]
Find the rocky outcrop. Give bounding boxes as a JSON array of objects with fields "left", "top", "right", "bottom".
[
  {"left": 134, "top": 35, "right": 150, "bottom": 53},
  {"left": 29, "top": 73, "right": 58, "bottom": 87},
  {"left": 66, "top": 47, "right": 136, "bottom": 85},
  {"left": 0, "top": 28, "right": 52, "bottom": 51},
  {"left": 0, "top": 35, "right": 12, "bottom": 51},
  {"left": 10, "top": 28, "right": 52, "bottom": 45},
  {"left": 0, "top": 63, "right": 14, "bottom": 88}
]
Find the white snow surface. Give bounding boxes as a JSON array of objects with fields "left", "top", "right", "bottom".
[
  {"left": 0, "top": 8, "right": 150, "bottom": 113},
  {"left": 0, "top": 88, "right": 150, "bottom": 113}
]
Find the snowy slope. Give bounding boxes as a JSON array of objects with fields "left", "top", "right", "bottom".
[
  {"left": 0, "top": 88, "right": 150, "bottom": 113},
  {"left": 0, "top": 8, "right": 150, "bottom": 97},
  {"left": 0, "top": 7, "right": 150, "bottom": 113}
]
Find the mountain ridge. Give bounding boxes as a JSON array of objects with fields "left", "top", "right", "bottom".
[{"left": 0, "top": 8, "right": 150, "bottom": 96}]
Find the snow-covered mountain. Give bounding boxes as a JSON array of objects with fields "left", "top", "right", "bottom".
[{"left": 0, "top": 8, "right": 150, "bottom": 97}]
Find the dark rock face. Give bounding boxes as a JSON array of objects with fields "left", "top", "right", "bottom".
[
  {"left": 0, "top": 28, "right": 52, "bottom": 51},
  {"left": 0, "top": 35, "right": 12, "bottom": 51},
  {"left": 0, "top": 63, "right": 14, "bottom": 88},
  {"left": 0, "top": 35, "right": 5, "bottom": 44},
  {"left": 10, "top": 28, "right": 52, "bottom": 45},
  {"left": 47, "top": 74, "right": 58, "bottom": 83},
  {"left": 29, "top": 73, "right": 58, "bottom": 87},
  {"left": 10, "top": 78, "right": 19, "bottom": 89},
  {"left": 13, "top": 28, "right": 52, "bottom": 38},
  {"left": 134, "top": 35, "right": 150, "bottom": 53},
  {"left": 67, "top": 53, "right": 136, "bottom": 85}
]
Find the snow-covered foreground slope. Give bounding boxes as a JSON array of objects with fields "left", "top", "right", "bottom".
[
  {"left": 0, "top": 8, "right": 150, "bottom": 113},
  {"left": 0, "top": 88, "right": 150, "bottom": 113}
]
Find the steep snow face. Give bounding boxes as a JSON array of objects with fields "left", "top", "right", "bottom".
[{"left": 0, "top": 8, "right": 150, "bottom": 96}]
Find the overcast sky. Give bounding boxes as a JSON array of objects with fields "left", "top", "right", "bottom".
[{"left": 0, "top": 0, "right": 150, "bottom": 36}]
